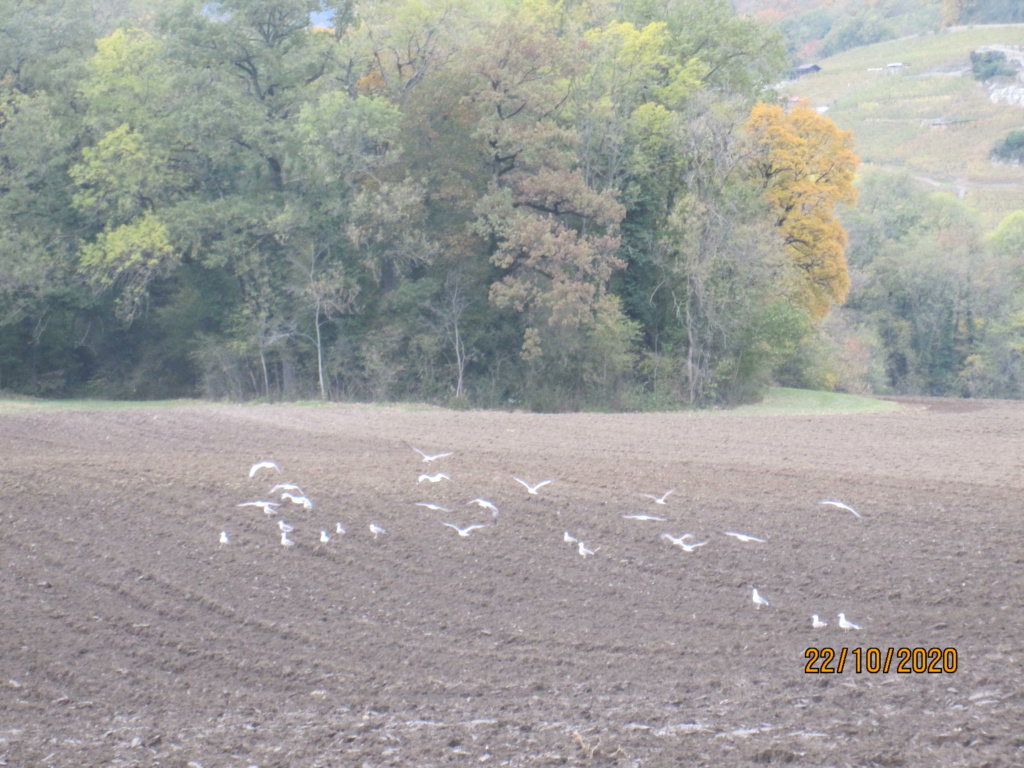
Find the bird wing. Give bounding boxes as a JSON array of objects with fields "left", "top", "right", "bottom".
[
  {"left": 441, "top": 522, "right": 460, "bottom": 531},
  {"left": 661, "top": 489, "right": 676, "bottom": 500},
  {"left": 535, "top": 479, "right": 553, "bottom": 489},
  {"left": 513, "top": 477, "right": 530, "bottom": 489},
  {"left": 821, "top": 500, "right": 862, "bottom": 518}
]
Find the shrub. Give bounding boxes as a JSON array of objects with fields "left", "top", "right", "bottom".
[
  {"left": 970, "top": 50, "right": 1016, "bottom": 81},
  {"left": 991, "top": 129, "right": 1024, "bottom": 164}
]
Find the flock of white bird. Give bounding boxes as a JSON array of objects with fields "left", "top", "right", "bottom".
[{"left": 223, "top": 447, "right": 866, "bottom": 631}]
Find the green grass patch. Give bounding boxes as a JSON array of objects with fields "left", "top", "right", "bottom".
[{"left": 729, "top": 387, "right": 899, "bottom": 415}]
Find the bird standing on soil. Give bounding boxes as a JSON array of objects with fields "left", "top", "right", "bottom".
[
  {"left": 752, "top": 588, "right": 770, "bottom": 609},
  {"left": 320, "top": 530, "right": 331, "bottom": 544},
  {"left": 812, "top": 615, "right": 828, "bottom": 629},
  {"left": 219, "top": 531, "right": 229, "bottom": 547},
  {"left": 578, "top": 541, "right": 595, "bottom": 558},
  {"left": 280, "top": 531, "right": 295, "bottom": 547},
  {"left": 820, "top": 500, "right": 864, "bottom": 518},
  {"left": 409, "top": 446, "right": 454, "bottom": 462},
  {"left": 661, "top": 533, "right": 706, "bottom": 552},
  {"left": 417, "top": 473, "right": 451, "bottom": 485},
  {"left": 278, "top": 520, "right": 294, "bottom": 533},
  {"left": 335, "top": 522, "right": 345, "bottom": 535},
  {"left": 514, "top": 477, "right": 553, "bottom": 495},
  {"left": 564, "top": 531, "right": 578, "bottom": 545},
  {"left": 441, "top": 522, "right": 488, "bottom": 537},
  {"left": 641, "top": 489, "right": 675, "bottom": 505},
  {"left": 838, "top": 613, "right": 861, "bottom": 630},
  {"left": 369, "top": 523, "right": 386, "bottom": 539},
  {"left": 249, "top": 461, "right": 281, "bottom": 478},
  {"left": 724, "top": 532, "right": 766, "bottom": 543}
]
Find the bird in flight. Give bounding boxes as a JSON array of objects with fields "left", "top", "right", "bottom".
[
  {"left": 237, "top": 501, "right": 280, "bottom": 515},
  {"left": 660, "top": 533, "right": 706, "bottom": 552},
  {"left": 320, "top": 530, "right": 331, "bottom": 544},
  {"left": 752, "top": 588, "right": 770, "bottom": 609},
  {"left": 724, "top": 532, "right": 766, "bottom": 543},
  {"left": 514, "top": 477, "right": 553, "bottom": 495},
  {"left": 623, "top": 514, "right": 667, "bottom": 521},
  {"left": 578, "top": 541, "right": 595, "bottom": 558},
  {"left": 812, "top": 614, "right": 828, "bottom": 629},
  {"left": 280, "top": 531, "right": 295, "bottom": 547},
  {"left": 838, "top": 613, "right": 861, "bottom": 630},
  {"left": 417, "top": 473, "right": 451, "bottom": 485},
  {"left": 468, "top": 499, "right": 499, "bottom": 518},
  {"left": 280, "top": 492, "right": 313, "bottom": 510},
  {"left": 249, "top": 461, "right": 281, "bottom": 478},
  {"left": 820, "top": 500, "right": 863, "bottom": 518},
  {"left": 219, "top": 531, "right": 229, "bottom": 547},
  {"left": 415, "top": 502, "right": 450, "bottom": 512},
  {"left": 369, "top": 523, "right": 386, "bottom": 539},
  {"left": 640, "top": 489, "right": 675, "bottom": 505},
  {"left": 410, "top": 445, "right": 454, "bottom": 462},
  {"left": 270, "top": 483, "right": 305, "bottom": 496},
  {"left": 442, "top": 522, "right": 488, "bottom": 537},
  {"left": 278, "top": 520, "right": 294, "bottom": 533}
]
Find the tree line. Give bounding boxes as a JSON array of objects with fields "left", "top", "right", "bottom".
[{"left": 2, "top": 0, "right": 870, "bottom": 409}]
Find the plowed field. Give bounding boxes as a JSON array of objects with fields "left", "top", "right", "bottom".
[{"left": 2, "top": 399, "right": 1022, "bottom": 766}]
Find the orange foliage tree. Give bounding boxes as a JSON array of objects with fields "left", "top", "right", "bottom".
[{"left": 746, "top": 101, "right": 859, "bottom": 319}]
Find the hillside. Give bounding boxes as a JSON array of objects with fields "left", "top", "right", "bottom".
[{"left": 782, "top": 25, "right": 1024, "bottom": 228}]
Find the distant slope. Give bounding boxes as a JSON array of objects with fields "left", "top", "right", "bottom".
[{"left": 781, "top": 26, "right": 1024, "bottom": 227}]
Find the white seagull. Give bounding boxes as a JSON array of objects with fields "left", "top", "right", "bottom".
[
  {"left": 280, "top": 531, "right": 295, "bottom": 547},
  {"left": 563, "top": 531, "right": 578, "bottom": 545},
  {"left": 270, "top": 483, "right": 305, "bottom": 495},
  {"left": 820, "top": 500, "right": 864, "bottom": 518},
  {"left": 415, "top": 502, "right": 450, "bottom": 512},
  {"left": 752, "top": 588, "right": 770, "bottom": 609},
  {"left": 249, "top": 461, "right": 281, "bottom": 478},
  {"left": 417, "top": 473, "right": 451, "bottom": 485},
  {"left": 514, "top": 477, "right": 553, "bottom": 495},
  {"left": 320, "top": 530, "right": 331, "bottom": 544},
  {"left": 219, "top": 531, "right": 229, "bottom": 546},
  {"left": 335, "top": 522, "right": 345, "bottom": 534},
  {"left": 369, "top": 523, "right": 386, "bottom": 539},
  {"left": 623, "top": 514, "right": 667, "bottom": 521},
  {"left": 237, "top": 500, "right": 280, "bottom": 515},
  {"left": 280, "top": 492, "right": 313, "bottom": 511},
  {"left": 410, "top": 446, "right": 454, "bottom": 462},
  {"left": 838, "top": 613, "right": 861, "bottom": 630},
  {"left": 640, "top": 489, "right": 675, "bottom": 505},
  {"left": 442, "top": 522, "right": 488, "bottom": 537},
  {"left": 278, "top": 520, "right": 294, "bottom": 533},
  {"left": 812, "top": 614, "right": 828, "bottom": 629},
  {"left": 660, "top": 533, "right": 706, "bottom": 552},
  {"left": 468, "top": 498, "right": 499, "bottom": 518},
  {"left": 724, "top": 532, "right": 766, "bottom": 543},
  {"left": 578, "top": 541, "right": 595, "bottom": 558}
]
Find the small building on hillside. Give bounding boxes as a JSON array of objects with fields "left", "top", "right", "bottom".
[{"left": 795, "top": 63, "right": 822, "bottom": 77}]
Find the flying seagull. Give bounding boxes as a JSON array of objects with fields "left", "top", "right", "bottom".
[
  {"left": 369, "top": 523, "right": 386, "bottom": 539},
  {"left": 270, "top": 483, "right": 305, "bottom": 496},
  {"left": 660, "top": 533, "right": 706, "bottom": 552},
  {"left": 640, "top": 489, "right": 675, "bottom": 505},
  {"left": 249, "top": 461, "right": 281, "bottom": 479},
  {"left": 409, "top": 445, "right": 454, "bottom": 462},
  {"left": 812, "top": 614, "right": 828, "bottom": 629},
  {"left": 219, "top": 531, "right": 229, "bottom": 547},
  {"left": 724, "top": 532, "right": 766, "bottom": 543},
  {"left": 623, "top": 514, "right": 667, "bottom": 521},
  {"left": 442, "top": 522, "right": 488, "bottom": 537},
  {"left": 237, "top": 501, "right": 280, "bottom": 515},
  {"left": 838, "top": 613, "right": 862, "bottom": 630},
  {"left": 820, "top": 500, "right": 863, "bottom": 518},
  {"left": 280, "top": 531, "right": 295, "bottom": 547},
  {"left": 415, "top": 502, "right": 450, "bottom": 512},
  {"left": 578, "top": 541, "right": 595, "bottom": 558},
  {"left": 514, "top": 477, "right": 553, "bottom": 495},
  {"left": 468, "top": 498, "right": 499, "bottom": 518},
  {"left": 280, "top": 492, "right": 313, "bottom": 511},
  {"left": 752, "top": 587, "right": 770, "bottom": 609},
  {"left": 320, "top": 530, "right": 331, "bottom": 544},
  {"left": 417, "top": 473, "right": 451, "bottom": 485}
]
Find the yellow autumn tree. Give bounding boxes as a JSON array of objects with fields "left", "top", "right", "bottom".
[{"left": 746, "top": 101, "right": 859, "bottom": 319}]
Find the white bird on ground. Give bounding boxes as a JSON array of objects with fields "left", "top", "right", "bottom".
[
  {"left": 812, "top": 614, "right": 828, "bottom": 629},
  {"left": 278, "top": 520, "right": 294, "bottom": 533},
  {"left": 219, "top": 531, "right": 229, "bottom": 546},
  {"left": 640, "top": 489, "right": 675, "bottom": 505},
  {"left": 752, "top": 588, "right": 770, "bottom": 609},
  {"left": 280, "top": 492, "right": 313, "bottom": 510},
  {"left": 442, "top": 522, "right": 488, "bottom": 537},
  {"left": 724, "top": 532, "right": 766, "bottom": 543},
  {"left": 578, "top": 541, "right": 595, "bottom": 558},
  {"left": 623, "top": 514, "right": 667, "bottom": 521},
  {"left": 369, "top": 523, "right": 386, "bottom": 539},
  {"left": 320, "top": 530, "right": 330, "bottom": 544},
  {"left": 820, "top": 500, "right": 864, "bottom": 518},
  {"left": 660, "top": 533, "right": 707, "bottom": 552},
  {"left": 280, "top": 531, "right": 295, "bottom": 547},
  {"left": 410, "top": 446, "right": 454, "bottom": 462},
  {"left": 237, "top": 501, "right": 280, "bottom": 515},
  {"left": 415, "top": 502, "right": 450, "bottom": 512},
  {"left": 270, "top": 483, "right": 305, "bottom": 496},
  {"left": 564, "top": 531, "right": 578, "bottom": 544},
  {"left": 335, "top": 522, "right": 345, "bottom": 534},
  {"left": 249, "top": 461, "right": 281, "bottom": 478},
  {"left": 838, "top": 613, "right": 861, "bottom": 630},
  {"left": 514, "top": 477, "right": 553, "bottom": 495},
  {"left": 417, "top": 473, "right": 451, "bottom": 485},
  {"left": 468, "top": 499, "right": 499, "bottom": 518}
]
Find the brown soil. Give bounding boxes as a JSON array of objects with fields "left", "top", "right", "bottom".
[{"left": 1, "top": 400, "right": 1022, "bottom": 767}]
